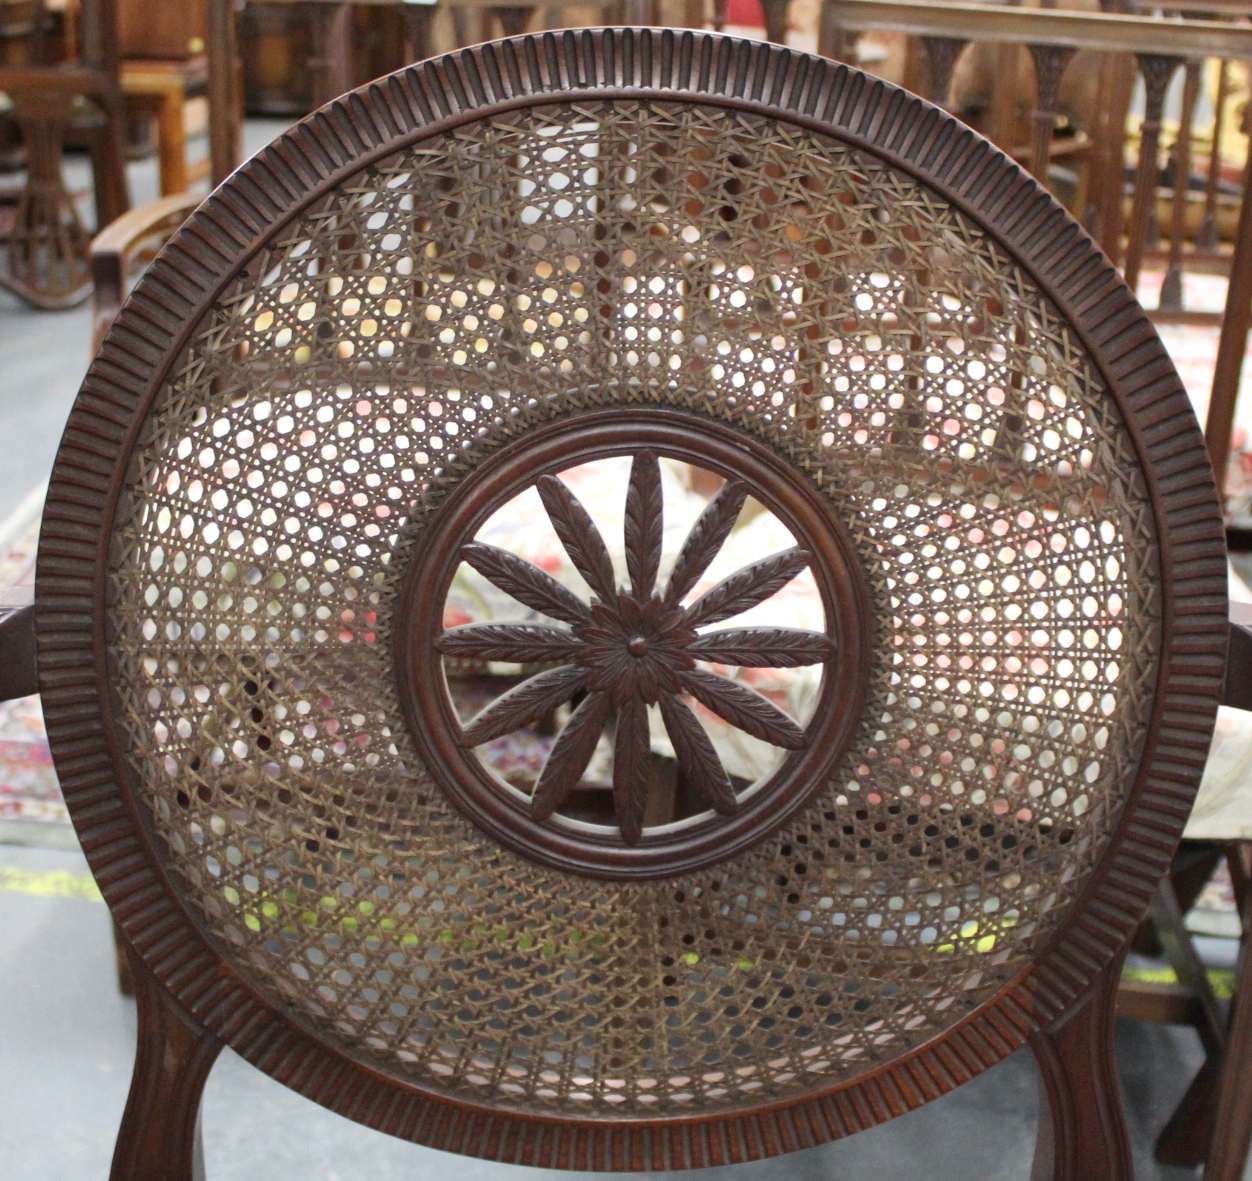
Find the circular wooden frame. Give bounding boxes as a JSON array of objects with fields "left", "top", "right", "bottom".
[
  {"left": 396, "top": 408, "right": 871, "bottom": 880},
  {"left": 38, "top": 30, "right": 1225, "bottom": 1170}
]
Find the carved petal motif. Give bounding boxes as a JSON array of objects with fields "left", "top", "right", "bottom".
[
  {"left": 441, "top": 452, "right": 831, "bottom": 844},
  {"left": 461, "top": 665, "right": 588, "bottom": 746},
  {"left": 686, "top": 627, "right": 833, "bottom": 668},
  {"left": 683, "top": 547, "right": 812, "bottom": 629},
  {"left": 658, "top": 694, "right": 738, "bottom": 816},
  {"left": 439, "top": 623, "right": 585, "bottom": 664},
  {"left": 664, "top": 479, "right": 749, "bottom": 607},
  {"left": 531, "top": 691, "right": 611, "bottom": 821},
  {"left": 679, "top": 667, "right": 807, "bottom": 750},
  {"left": 462, "top": 541, "right": 590, "bottom": 626},
  {"left": 613, "top": 697, "right": 652, "bottom": 844},
  {"left": 624, "top": 449, "right": 664, "bottom": 600},
  {"left": 537, "top": 475, "right": 618, "bottom": 605}
]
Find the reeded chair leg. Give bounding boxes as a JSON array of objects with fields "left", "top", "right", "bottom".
[
  {"left": 1029, "top": 953, "right": 1133, "bottom": 1181},
  {"left": 111, "top": 941, "right": 223, "bottom": 1181}
]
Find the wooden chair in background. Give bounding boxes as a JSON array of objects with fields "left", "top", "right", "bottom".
[
  {"left": 244, "top": 0, "right": 622, "bottom": 109},
  {"left": 818, "top": 0, "right": 1252, "bottom": 551},
  {"left": 88, "top": 187, "right": 197, "bottom": 348},
  {"left": 0, "top": 0, "right": 128, "bottom": 307},
  {"left": 0, "top": 0, "right": 241, "bottom": 309},
  {"left": 819, "top": 6, "right": 1252, "bottom": 1174},
  {"left": 438, "top": 0, "right": 624, "bottom": 50}
]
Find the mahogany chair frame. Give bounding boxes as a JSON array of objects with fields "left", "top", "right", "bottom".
[
  {"left": 10, "top": 28, "right": 1229, "bottom": 1180},
  {"left": 1129, "top": 609, "right": 1252, "bottom": 1180}
]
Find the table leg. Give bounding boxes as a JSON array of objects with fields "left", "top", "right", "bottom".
[
  {"left": 492, "top": 6, "right": 535, "bottom": 37},
  {"left": 401, "top": 7, "right": 433, "bottom": 65},
  {"left": 760, "top": 0, "right": 788, "bottom": 45},
  {"left": 156, "top": 86, "right": 187, "bottom": 197},
  {"left": 0, "top": 89, "right": 91, "bottom": 309},
  {"left": 308, "top": 3, "right": 354, "bottom": 108},
  {"left": 207, "top": 0, "right": 241, "bottom": 186}
]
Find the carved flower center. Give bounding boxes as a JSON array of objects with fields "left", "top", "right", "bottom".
[{"left": 627, "top": 635, "right": 650, "bottom": 658}]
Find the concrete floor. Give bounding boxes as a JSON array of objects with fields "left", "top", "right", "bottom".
[{"left": 0, "top": 119, "right": 1241, "bottom": 1180}]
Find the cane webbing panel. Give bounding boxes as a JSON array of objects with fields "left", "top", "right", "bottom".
[
  {"left": 42, "top": 31, "right": 1225, "bottom": 1167},
  {"left": 105, "top": 97, "right": 1155, "bottom": 1116}
]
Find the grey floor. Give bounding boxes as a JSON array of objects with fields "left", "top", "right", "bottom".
[
  {"left": 0, "top": 841, "right": 1216, "bottom": 1181},
  {"left": 0, "top": 120, "right": 1238, "bottom": 1180}
]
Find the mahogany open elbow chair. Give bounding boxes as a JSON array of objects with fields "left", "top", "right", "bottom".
[{"left": 0, "top": 28, "right": 1241, "bottom": 1180}]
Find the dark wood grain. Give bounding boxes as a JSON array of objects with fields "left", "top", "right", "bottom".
[
  {"left": 658, "top": 693, "right": 738, "bottom": 815},
  {"left": 438, "top": 622, "right": 585, "bottom": 663},
  {"left": 682, "top": 548, "right": 811, "bottom": 629},
  {"left": 536, "top": 474, "right": 619, "bottom": 606},
  {"left": 687, "top": 627, "right": 833, "bottom": 667},
  {"left": 0, "top": 596, "right": 37, "bottom": 703},
  {"left": 531, "top": 689, "right": 611, "bottom": 820},
  {"left": 1030, "top": 952, "right": 1133, "bottom": 1181},
  {"left": 462, "top": 540, "right": 592, "bottom": 626},
  {"left": 679, "top": 667, "right": 806, "bottom": 749},
  {"left": 1204, "top": 926, "right": 1252, "bottom": 1181},
  {"left": 110, "top": 940, "right": 222, "bottom": 1181},
  {"left": 37, "top": 27, "right": 1227, "bottom": 1173},
  {"left": 1222, "top": 603, "right": 1252, "bottom": 709},
  {"left": 613, "top": 696, "right": 652, "bottom": 844},
  {"left": 461, "top": 664, "right": 588, "bottom": 746},
  {"left": 437, "top": 430, "right": 835, "bottom": 845},
  {"left": 624, "top": 450, "right": 664, "bottom": 600},
  {"left": 663, "top": 478, "right": 749, "bottom": 607}
]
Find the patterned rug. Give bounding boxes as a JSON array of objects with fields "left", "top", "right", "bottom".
[{"left": 0, "top": 484, "right": 63, "bottom": 835}]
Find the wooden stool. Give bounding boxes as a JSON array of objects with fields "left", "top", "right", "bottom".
[{"left": 120, "top": 54, "right": 209, "bottom": 196}]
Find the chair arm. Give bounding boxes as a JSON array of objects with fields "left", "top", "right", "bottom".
[
  {"left": 1225, "top": 601, "right": 1252, "bottom": 709},
  {"left": 91, "top": 192, "right": 201, "bottom": 353},
  {"left": 0, "top": 585, "right": 35, "bottom": 703}
]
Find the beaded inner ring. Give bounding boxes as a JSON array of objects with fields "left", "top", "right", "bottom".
[{"left": 40, "top": 30, "right": 1224, "bottom": 1169}]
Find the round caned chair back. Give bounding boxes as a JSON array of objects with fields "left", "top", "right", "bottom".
[{"left": 42, "top": 29, "right": 1225, "bottom": 1171}]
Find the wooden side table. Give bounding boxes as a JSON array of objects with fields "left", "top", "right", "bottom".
[{"left": 120, "top": 54, "right": 210, "bottom": 196}]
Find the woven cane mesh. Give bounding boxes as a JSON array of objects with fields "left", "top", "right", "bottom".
[{"left": 107, "top": 100, "right": 1158, "bottom": 1117}]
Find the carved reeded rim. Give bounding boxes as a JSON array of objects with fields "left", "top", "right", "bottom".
[
  {"left": 37, "top": 29, "right": 1225, "bottom": 1170},
  {"left": 396, "top": 410, "right": 872, "bottom": 880}
]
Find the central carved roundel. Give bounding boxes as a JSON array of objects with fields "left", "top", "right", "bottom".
[{"left": 396, "top": 411, "right": 871, "bottom": 879}]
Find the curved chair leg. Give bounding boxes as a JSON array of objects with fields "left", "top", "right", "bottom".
[
  {"left": 1204, "top": 920, "right": 1252, "bottom": 1181},
  {"left": 1029, "top": 952, "right": 1133, "bottom": 1181},
  {"left": 111, "top": 941, "right": 223, "bottom": 1181}
]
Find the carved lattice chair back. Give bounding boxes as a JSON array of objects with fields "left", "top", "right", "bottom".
[{"left": 38, "top": 29, "right": 1225, "bottom": 1180}]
